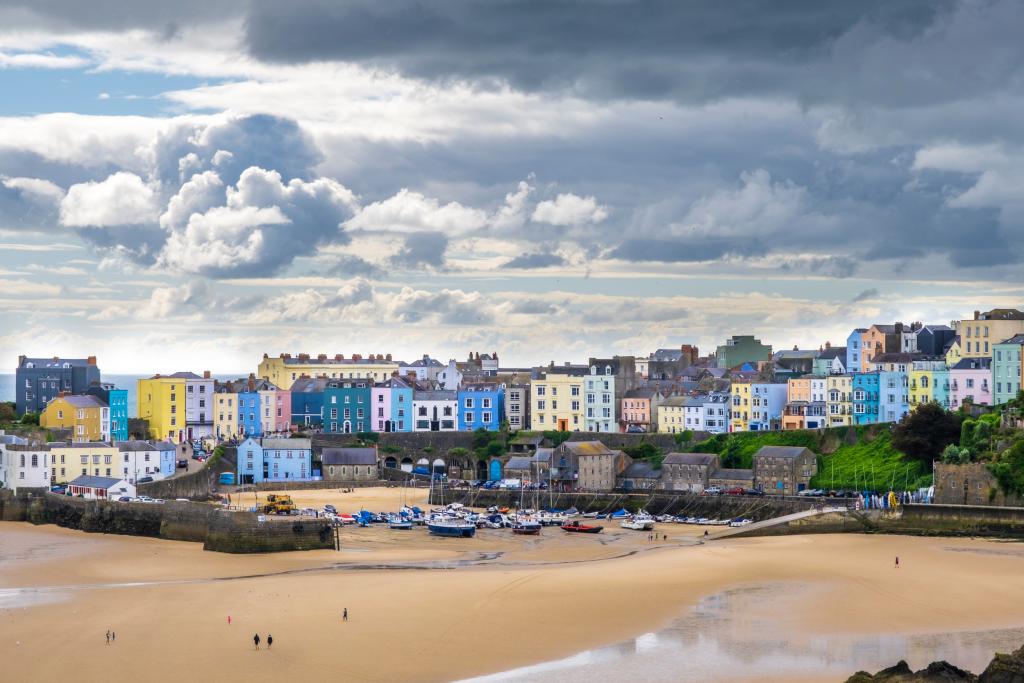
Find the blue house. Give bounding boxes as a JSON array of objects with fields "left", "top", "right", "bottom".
[
  {"left": 878, "top": 371, "right": 910, "bottom": 424},
  {"left": 238, "top": 389, "right": 263, "bottom": 437},
  {"left": 85, "top": 383, "right": 129, "bottom": 441},
  {"left": 324, "top": 380, "right": 372, "bottom": 433},
  {"left": 16, "top": 355, "right": 101, "bottom": 415},
  {"left": 458, "top": 384, "right": 505, "bottom": 431},
  {"left": 852, "top": 372, "right": 880, "bottom": 425},
  {"left": 237, "top": 437, "right": 313, "bottom": 484},
  {"left": 290, "top": 376, "right": 330, "bottom": 428},
  {"left": 846, "top": 329, "right": 867, "bottom": 374},
  {"left": 390, "top": 377, "right": 414, "bottom": 433}
]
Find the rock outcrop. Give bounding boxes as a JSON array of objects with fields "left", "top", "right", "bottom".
[{"left": 846, "top": 644, "right": 1024, "bottom": 683}]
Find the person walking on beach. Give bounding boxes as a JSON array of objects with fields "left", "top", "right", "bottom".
[
  {"left": 227, "top": 615, "right": 232, "bottom": 626},
  {"left": 895, "top": 556, "right": 900, "bottom": 569},
  {"left": 343, "top": 608, "right": 348, "bottom": 622},
  {"left": 254, "top": 633, "right": 261, "bottom": 650},
  {"left": 267, "top": 634, "right": 273, "bottom": 650},
  {"left": 106, "top": 630, "right": 110, "bottom": 645},
  {"left": 112, "top": 631, "right": 116, "bottom": 643}
]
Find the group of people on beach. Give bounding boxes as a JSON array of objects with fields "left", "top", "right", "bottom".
[{"left": 245, "top": 608, "right": 349, "bottom": 651}]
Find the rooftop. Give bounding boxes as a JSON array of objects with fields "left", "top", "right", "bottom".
[
  {"left": 754, "top": 446, "right": 813, "bottom": 459},
  {"left": 321, "top": 448, "right": 377, "bottom": 466},
  {"left": 68, "top": 475, "right": 124, "bottom": 488},
  {"left": 561, "top": 441, "right": 613, "bottom": 456},
  {"left": 663, "top": 453, "right": 718, "bottom": 467}
]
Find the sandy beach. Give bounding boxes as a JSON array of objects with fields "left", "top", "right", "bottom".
[{"left": 3, "top": 488, "right": 1024, "bottom": 682}]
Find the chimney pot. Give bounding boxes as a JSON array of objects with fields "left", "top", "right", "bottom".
[{"left": 203, "top": 370, "right": 211, "bottom": 379}]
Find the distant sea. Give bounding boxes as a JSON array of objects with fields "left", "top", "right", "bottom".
[{"left": 0, "top": 374, "right": 237, "bottom": 418}]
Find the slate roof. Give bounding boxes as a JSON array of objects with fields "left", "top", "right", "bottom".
[
  {"left": 623, "top": 388, "right": 657, "bottom": 399},
  {"left": 663, "top": 453, "right": 718, "bottom": 467},
  {"left": 56, "top": 394, "right": 105, "bottom": 409},
  {"left": 504, "top": 456, "right": 535, "bottom": 471},
  {"left": 150, "top": 371, "right": 204, "bottom": 380},
  {"left": 261, "top": 438, "right": 311, "bottom": 450},
  {"left": 509, "top": 434, "right": 544, "bottom": 446},
  {"left": 560, "top": 441, "right": 613, "bottom": 456},
  {"left": 711, "top": 468, "right": 754, "bottom": 481},
  {"left": 533, "top": 447, "right": 553, "bottom": 464},
  {"left": 817, "top": 347, "right": 847, "bottom": 361},
  {"left": 952, "top": 358, "right": 992, "bottom": 370},
  {"left": 413, "top": 390, "right": 457, "bottom": 401},
  {"left": 68, "top": 475, "right": 124, "bottom": 489},
  {"left": 621, "top": 462, "right": 660, "bottom": 479},
  {"left": 999, "top": 334, "right": 1024, "bottom": 345},
  {"left": 321, "top": 448, "right": 377, "bottom": 466},
  {"left": 753, "top": 446, "right": 813, "bottom": 459},
  {"left": 19, "top": 357, "right": 94, "bottom": 368},
  {"left": 151, "top": 442, "right": 177, "bottom": 451},
  {"left": 117, "top": 440, "right": 158, "bottom": 451},
  {"left": 289, "top": 376, "right": 333, "bottom": 393}
]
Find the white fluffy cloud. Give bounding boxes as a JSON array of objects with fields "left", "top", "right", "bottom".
[
  {"left": 531, "top": 192, "right": 609, "bottom": 226},
  {"left": 158, "top": 166, "right": 358, "bottom": 276},
  {"left": 346, "top": 188, "right": 487, "bottom": 235},
  {"left": 0, "top": 51, "right": 90, "bottom": 69},
  {"left": 59, "top": 172, "right": 157, "bottom": 227},
  {"left": 242, "top": 278, "right": 374, "bottom": 324}
]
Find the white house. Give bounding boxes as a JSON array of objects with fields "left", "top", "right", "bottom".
[
  {"left": 406, "top": 355, "right": 445, "bottom": 382},
  {"left": 184, "top": 372, "right": 215, "bottom": 440},
  {"left": 0, "top": 441, "right": 51, "bottom": 491},
  {"left": 437, "top": 360, "right": 463, "bottom": 391},
  {"left": 67, "top": 475, "right": 136, "bottom": 500},
  {"left": 683, "top": 397, "right": 705, "bottom": 432},
  {"left": 412, "top": 390, "right": 458, "bottom": 431},
  {"left": 584, "top": 364, "right": 616, "bottom": 433},
  {"left": 116, "top": 440, "right": 176, "bottom": 484}
]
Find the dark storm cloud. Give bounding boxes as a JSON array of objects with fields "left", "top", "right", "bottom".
[
  {"left": 244, "top": 0, "right": 978, "bottom": 104},
  {"left": 502, "top": 252, "right": 565, "bottom": 269},
  {"left": 0, "top": 0, "right": 247, "bottom": 31},
  {"left": 390, "top": 231, "right": 449, "bottom": 270},
  {"left": 853, "top": 288, "right": 879, "bottom": 303}
]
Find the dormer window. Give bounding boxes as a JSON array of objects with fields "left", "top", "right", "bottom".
[{"left": 605, "top": 366, "right": 612, "bottom": 375}]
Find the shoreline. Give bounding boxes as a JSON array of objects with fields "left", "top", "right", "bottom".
[{"left": 4, "top": 491, "right": 1024, "bottom": 682}]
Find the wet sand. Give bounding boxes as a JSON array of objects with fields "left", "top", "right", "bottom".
[{"left": 3, "top": 489, "right": 1024, "bottom": 682}]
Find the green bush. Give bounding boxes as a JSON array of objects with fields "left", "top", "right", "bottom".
[
  {"left": 542, "top": 430, "right": 572, "bottom": 447},
  {"left": 989, "top": 439, "right": 1024, "bottom": 497}
]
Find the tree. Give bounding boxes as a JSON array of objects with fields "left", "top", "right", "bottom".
[
  {"left": 128, "top": 418, "right": 150, "bottom": 439},
  {"left": 720, "top": 438, "right": 743, "bottom": 469},
  {"left": 472, "top": 427, "right": 492, "bottom": 450},
  {"left": 989, "top": 438, "right": 1024, "bottom": 496},
  {"left": 449, "top": 447, "right": 471, "bottom": 459},
  {"left": 891, "top": 403, "right": 962, "bottom": 462},
  {"left": 673, "top": 430, "right": 694, "bottom": 448},
  {"left": 941, "top": 444, "right": 970, "bottom": 464},
  {"left": 19, "top": 411, "right": 39, "bottom": 426}
]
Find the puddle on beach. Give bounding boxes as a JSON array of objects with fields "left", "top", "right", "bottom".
[{"left": 461, "top": 584, "right": 1024, "bottom": 683}]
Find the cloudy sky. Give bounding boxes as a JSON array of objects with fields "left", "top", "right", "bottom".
[{"left": 1, "top": 0, "right": 1023, "bottom": 373}]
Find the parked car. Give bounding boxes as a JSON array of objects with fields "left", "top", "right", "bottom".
[
  {"left": 703, "top": 486, "right": 723, "bottom": 495},
  {"left": 723, "top": 486, "right": 745, "bottom": 495},
  {"left": 137, "top": 476, "right": 154, "bottom": 484},
  {"left": 176, "top": 459, "right": 189, "bottom": 468},
  {"left": 482, "top": 480, "right": 497, "bottom": 490},
  {"left": 50, "top": 485, "right": 67, "bottom": 495},
  {"left": 117, "top": 496, "right": 132, "bottom": 502},
  {"left": 743, "top": 488, "right": 764, "bottom": 497}
]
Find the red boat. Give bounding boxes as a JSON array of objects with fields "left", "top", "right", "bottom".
[{"left": 561, "top": 521, "right": 603, "bottom": 534}]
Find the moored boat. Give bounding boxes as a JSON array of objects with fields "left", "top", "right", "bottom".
[
  {"left": 561, "top": 521, "right": 602, "bottom": 534},
  {"left": 388, "top": 519, "right": 413, "bottom": 530},
  {"left": 512, "top": 521, "right": 541, "bottom": 535},
  {"left": 620, "top": 513, "right": 656, "bottom": 531},
  {"left": 427, "top": 517, "right": 477, "bottom": 537}
]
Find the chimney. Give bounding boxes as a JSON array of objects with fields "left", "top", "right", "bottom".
[
  {"left": 792, "top": 345, "right": 798, "bottom": 351},
  {"left": 825, "top": 341, "right": 831, "bottom": 349},
  {"left": 386, "top": 353, "right": 392, "bottom": 361},
  {"left": 336, "top": 354, "right": 343, "bottom": 361},
  {"left": 18, "top": 354, "right": 26, "bottom": 366},
  {"left": 974, "top": 310, "right": 981, "bottom": 320},
  {"left": 318, "top": 354, "right": 327, "bottom": 361},
  {"left": 53, "top": 356, "right": 59, "bottom": 363},
  {"left": 283, "top": 353, "right": 291, "bottom": 359},
  {"left": 203, "top": 370, "right": 211, "bottom": 379},
  {"left": 353, "top": 354, "right": 362, "bottom": 361},
  {"left": 87, "top": 356, "right": 97, "bottom": 365},
  {"left": 263, "top": 353, "right": 269, "bottom": 359}
]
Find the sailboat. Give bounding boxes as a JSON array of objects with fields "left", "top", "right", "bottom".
[{"left": 427, "top": 472, "right": 476, "bottom": 538}]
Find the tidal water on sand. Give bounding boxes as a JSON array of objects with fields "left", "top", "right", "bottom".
[{"left": 461, "top": 584, "right": 1024, "bottom": 682}]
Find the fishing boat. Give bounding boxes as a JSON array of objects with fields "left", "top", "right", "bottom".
[
  {"left": 427, "top": 516, "right": 477, "bottom": 537},
  {"left": 561, "top": 521, "right": 602, "bottom": 534},
  {"left": 620, "top": 513, "right": 656, "bottom": 531},
  {"left": 729, "top": 518, "right": 753, "bottom": 527},
  {"left": 388, "top": 518, "right": 413, "bottom": 530},
  {"left": 512, "top": 520, "right": 541, "bottom": 535}
]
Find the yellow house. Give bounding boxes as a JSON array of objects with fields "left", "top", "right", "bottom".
[
  {"left": 50, "top": 442, "right": 120, "bottom": 484},
  {"left": 259, "top": 353, "right": 399, "bottom": 389},
  {"left": 826, "top": 375, "right": 853, "bottom": 427},
  {"left": 909, "top": 361, "right": 950, "bottom": 410},
  {"left": 955, "top": 309, "right": 1024, "bottom": 360},
  {"left": 657, "top": 396, "right": 687, "bottom": 434},
  {"left": 40, "top": 394, "right": 109, "bottom": 442},
  {"left": 945, "top": 337, "right": 963, "bottom": 367},
  {"left": 213, "top": 383, "right": 241, "bottom": 439},
  {"left": 730, "top": 382, "right": 751, "bottom": 432},
  {"left": 530, "top": 369, "right": 586, "bottom": 431}
]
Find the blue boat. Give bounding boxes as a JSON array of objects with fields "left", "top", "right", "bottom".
[
  {"left": 389, "top": 519, "right": 413, "bottom": 530},
  {"left": 427, "top": 518, "right": 476, "bottom": 538}
]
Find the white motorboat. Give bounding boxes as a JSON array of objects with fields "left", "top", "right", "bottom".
[{"left": 620, "top": 513, "right": 656, "bottom": 531}]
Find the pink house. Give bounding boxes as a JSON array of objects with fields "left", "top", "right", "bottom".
[
  {"left": 949, "top": 358, "right": 993, "bottom": 409},
  {"left": 372, "top": 383, "right": 392, "bottom": 432}
]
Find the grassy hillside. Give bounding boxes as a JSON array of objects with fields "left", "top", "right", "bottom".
[{"left": 691, "top": 426, "right": 931, "bottom": 492}]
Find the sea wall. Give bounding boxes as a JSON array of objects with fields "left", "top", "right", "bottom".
[
  {"left": 724, "top": 510, "right": 880, "bottom": 538},
  {"left": 138, "top": 447, "right": 236, "bottom": 500},
  {"left": 442, "top": 489, "right": 813, "bottom": 521},
  {"left": 0, "top": 489, "right": 333, "bottom": 553},
  {"left": 879, "top": 503, "right": 1024, "bottom": 537}
]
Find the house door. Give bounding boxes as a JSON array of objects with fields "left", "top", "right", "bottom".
[
  {"left": 262, "top": 462, "right": 269, "bottom": 480},
  {"left": 489, "top": 460, "right": 502, "bottom": 481},
  {"left": 557, "top": 419, "right": 568, "bottom": 431}
]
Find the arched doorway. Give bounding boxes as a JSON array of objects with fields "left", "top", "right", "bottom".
[
  {"left": 475, "top": 460, "right": 487, "bottom": 481},
  {"left": 384, "top": 456, "right": 397, "bottom": 470},
  {"left": 343, "top": 421, "right": 352, "bottom": 434},
  {"left": 400, "top": 457, "right": 413, "bottom": 473},
  {"left": 489, "top": 460, "right": 502, "bottom": 481},
  {"left": 432, "top": 458, "right": 446, "bottom": 476}
]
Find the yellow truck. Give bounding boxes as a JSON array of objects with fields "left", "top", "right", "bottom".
[{"left": 261, "top": 494, "right": 297, "bottom": 515}]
